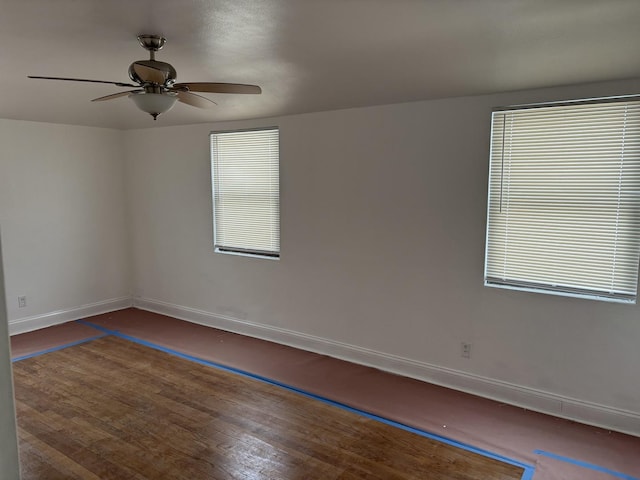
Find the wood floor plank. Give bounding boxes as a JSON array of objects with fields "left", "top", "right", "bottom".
[{"left": 13, "top": 336, "right": 524, "bottom": 480}]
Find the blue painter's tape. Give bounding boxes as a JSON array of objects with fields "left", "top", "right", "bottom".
[
  {"left": 12, "top": 334, "right": 108, "bottom": 363},
  {"left": 78, "top": 320, "right": 535, "bottom": 479},
  {"left": 520, "top": 467, "right": 535, "bottom": 480},
  {"left": 535, "top": 450, "right": 639, "bottom": 480}
]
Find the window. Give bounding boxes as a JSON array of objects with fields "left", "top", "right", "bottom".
[
  {"left": 211, "top": 127, "right": 280, "bottom": 259},
  {"left": 484, "top": 99, "right": 640, "bottom": 302}
]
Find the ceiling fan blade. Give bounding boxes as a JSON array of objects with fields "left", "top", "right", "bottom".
[
  {"left": 132, "top": 62, "right": 167, "bottom": 85},
  {"left": 91, "top": 90, "right": 142, "bottom": 102},
  {"left": 173, "top": 82, "right": 262, "bottom": 94},
  {"left": 175, "top": 91, "right": 217, "bottom": 109},
  {"left": 28, "top": 76, "right": 137, "bottom": 88}
]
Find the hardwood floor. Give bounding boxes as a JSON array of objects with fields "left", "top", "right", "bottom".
[{"left": 13, "top": 336, "right": 524, "bottom": 479}]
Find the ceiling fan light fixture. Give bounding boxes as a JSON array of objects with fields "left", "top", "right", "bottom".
[{"left": 129, "top": 92, "right": 177, "bottom": 120}]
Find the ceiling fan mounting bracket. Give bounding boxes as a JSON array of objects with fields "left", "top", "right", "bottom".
[{"left": 137, "top": 34, "right": 166, "bottom": 52}]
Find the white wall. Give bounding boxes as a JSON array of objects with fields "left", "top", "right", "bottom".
[
  {"left": 0, "top": 234, "right": 20, "bottom": 479},
  {"left": 0, "top": 120, "right": 131, "bottom": 333},
  {"left": 125, "top": 79, "right": 640, "bottom": 435}
]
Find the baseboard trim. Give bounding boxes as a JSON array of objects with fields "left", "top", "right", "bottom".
[
  {"left": 9, "top": 296, "right": 133, "bottom": 336},
  {"left": 134, "top": 297, "right": 640, "bottom": 438}
]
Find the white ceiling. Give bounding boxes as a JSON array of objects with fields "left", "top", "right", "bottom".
[{"left": 2, "top": 0, "right": 640, "bottom": 130}]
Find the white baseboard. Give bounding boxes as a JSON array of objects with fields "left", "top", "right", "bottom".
[
  {"left": 9, "top": 296, "right": 133, "bottom": 336},
  {"left": 134, "top": 296, "right": 640, "bottom": 438}
]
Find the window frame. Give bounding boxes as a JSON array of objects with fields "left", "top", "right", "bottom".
[
  {"left": 483, "top": 96, "right": 640, "bottom": 303},
  {"left": 210, "top": 126, "right": 281, "bottom": 260}
]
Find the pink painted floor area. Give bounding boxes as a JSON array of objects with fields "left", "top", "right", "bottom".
[
  {"left": 10, "top": 321, "right": 103, "bottom": 359},
  {"left": 12, "top": 308, "right": 640, "bottom": 480}
]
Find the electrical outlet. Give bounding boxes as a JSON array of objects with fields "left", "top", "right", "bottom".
[
  {"left": 18, "top": 295, "right": 27, "bottom": 308},
  {"left": 461, "top": 342, "right": 471, "bottom": 359}
]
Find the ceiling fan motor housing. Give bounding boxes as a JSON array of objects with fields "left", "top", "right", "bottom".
[{"left": 128, "top": 60, "right": 177, "bottom": 86}]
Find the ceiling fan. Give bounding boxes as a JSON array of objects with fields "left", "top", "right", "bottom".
[{"left": 28, "top": 34, "right": 262, "bottom": 120}]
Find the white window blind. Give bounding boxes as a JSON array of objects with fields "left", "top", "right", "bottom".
[
  {"left": 211, "top": 127, "right": 280, "bottom": 258},
  {"left": 485, "top": 99, "right": 640, "bottom": 302}
]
